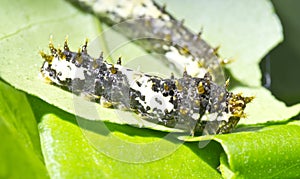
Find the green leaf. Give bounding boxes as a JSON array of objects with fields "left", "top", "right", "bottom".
[
  {"left": 39, "top": 113, "right": 222, "bottom": 178},
  {"left": 215, "top": 121, "right": 300, "bottom": 178},
  {"left": 0, "top": 0, "right": 298, "bottom": 178},
  {"left": 180, "top": 121, "right": 300, "bottom": 178},
  {"left": 0, "top": 81, "right": 48, "bottom": 178}
]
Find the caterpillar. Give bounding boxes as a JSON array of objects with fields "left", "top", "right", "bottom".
[
  {"left": 40, "top": 39, "right": 253, "bottom": 135},
  {"left": 67, "top": 0, "right": 226, "bottom": 84}
]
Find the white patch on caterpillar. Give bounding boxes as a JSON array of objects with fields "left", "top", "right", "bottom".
[
  {"left": 52, "top": 57, "right": 86, "bottom": 80},
  {"left": 41, "top": 57, "right": 86, "bottom": 85},
  {"left": 200, "top": 111, "right": 231, "bottom": 122},
  {"left": 116, "top": 64, "right": 174, "bottom": 114},
  {"left": 79, "top": 0, "right": 170, "bottom": 21},
  {"left": 164, "top": 46, "right": 208, "bottom": 78},
  {"left": 115, "top": 64, "right": 142, "bottom": 84},
  {"left": 134, "top": 76, "right": 174, "bottom": 114}
]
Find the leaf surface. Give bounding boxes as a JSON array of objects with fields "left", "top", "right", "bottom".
[
  {"left": 0, "top": 81, "right": 48, "bottom": 178},
  {"left": 39, "top": 114, "right": 222, "bottom": 178}
]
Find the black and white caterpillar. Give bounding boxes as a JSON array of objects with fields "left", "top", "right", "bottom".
[
  {"left": 67, "top": 0, "right": 226, "bottom": 84},
  {"left": 40, "top": 39, "right": 253, "bottom": 135}
]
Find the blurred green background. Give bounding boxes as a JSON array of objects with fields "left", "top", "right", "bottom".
[{"left": 264, "top": 0, "right": 300, "bottom": 105}]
